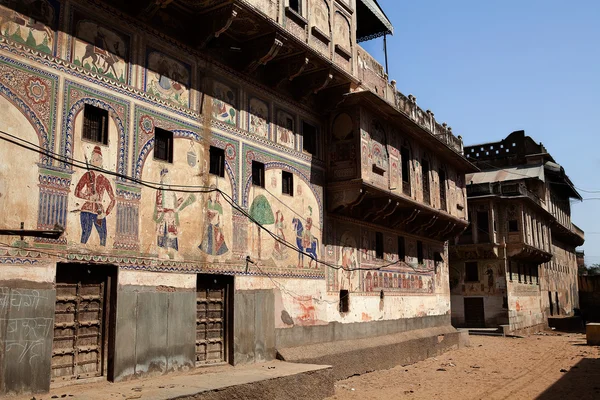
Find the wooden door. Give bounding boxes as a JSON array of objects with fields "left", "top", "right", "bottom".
[
  {"left": 464, "top": 297, "right": 485, "bottom": 327},
  {"left": 52, "top": 281, "right": 105, "bottom": 381},
  {"left": 196, "top": 274, "right": 231, "bottom": 365}
]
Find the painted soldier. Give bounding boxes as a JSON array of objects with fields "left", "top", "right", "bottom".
[
  {"left": 74, "top": 146, "right": 115, "bottom": 246},
  {"left": 153, "top": 168, "right": 195, "bottom": 254}
]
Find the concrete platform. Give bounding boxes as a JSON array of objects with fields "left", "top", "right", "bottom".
[
  {"left": 278, "top": 325, "right": 467, "bottom": 380},
  {"left": 11, "top": 361, "right": 333, "bottom": 400}
]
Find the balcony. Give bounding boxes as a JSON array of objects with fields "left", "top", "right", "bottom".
[
  {"left": 327, "top": 179, "right": 469, "bottom": 242},
  {"left": 467, "top": 182, "right": 543, "bottom": 208}
]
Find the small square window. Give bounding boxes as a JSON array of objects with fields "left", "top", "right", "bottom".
[
  {"left": 465, "top": 261, "right": 479, "bottom": 281},
  {"left": 302, "top": 121, "right": 317, "bottom": 155},
  {"left": 282, "top": 171, "right": 293, "bottom": 196},
  {"left": 508, "top": 220, "right": 519, "bottom": 232},
  {"left": 252, "top": 160, "right": 265, "bottom": 187},
  {"left": 375, "top": 232, "right": 384, "bottom": 259},
  {"left": 83, "top": 104, "right": 108, "bottom": 145},
  {"left": 154, "top": 128, "right": 173, "bottom": 163},
  {"left": 209, "top": 146, "right": 225, "bottom": 177}
]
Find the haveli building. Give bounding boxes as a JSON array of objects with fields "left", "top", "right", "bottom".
[
  {"left": 0, "top": 0, "right": 475, "bottom": 394},
  {"left": 449, "top": 130, "right": 584, "bottom": 334}
]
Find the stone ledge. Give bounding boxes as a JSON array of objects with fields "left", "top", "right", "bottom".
[{"left": 277, "top": 325, "right": 463, "bottom": 380}]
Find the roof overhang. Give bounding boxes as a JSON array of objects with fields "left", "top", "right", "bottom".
[
  {"left": 466, "top": 165, "right": 545, "bottom": 185},
  {"left": 328, "top": 179, "right": 469, "bottom": 242},
  {"left": 343, "top": 90, "right": 478, "bottom": 173},
  {"left": 356, "top": 0, "right": 394, "bottom": 42}
]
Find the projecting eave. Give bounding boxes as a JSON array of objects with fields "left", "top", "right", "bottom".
[
  {"left": 343, "top": 90, "right": 478, "bottom": 173},
  {"left": 356, "top": 0, "right": 394, "bottom": 42}
]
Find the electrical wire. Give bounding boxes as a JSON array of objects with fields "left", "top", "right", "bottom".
[{"left": 0, "top": 129, "right": 436, "bottom": 273}]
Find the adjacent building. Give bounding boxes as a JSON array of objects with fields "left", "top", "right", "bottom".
[
  {"left": 450, "top": 131, "right": 584, "bottom": 334},
  {"left": 0, "top": 0, "right": 475, "bottom": 395}
]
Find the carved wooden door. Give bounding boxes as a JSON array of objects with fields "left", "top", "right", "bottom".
[
  {"left": 51, "top": 281, "right": 105, "bottom": 381},
  {"left": 196, "top": 275, "right": 229, "bottom": 365}
]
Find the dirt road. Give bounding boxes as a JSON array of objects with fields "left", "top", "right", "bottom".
[{"left": 328, "top": 333, "right": 600, "bottom": 400}]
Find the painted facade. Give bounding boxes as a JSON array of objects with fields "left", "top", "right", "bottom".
[
  {"left": 450, "top": 131, "right": 584, "bottom": 333},
  {"left": 0, "top": 0, "right": 473, "bottom": 395}
]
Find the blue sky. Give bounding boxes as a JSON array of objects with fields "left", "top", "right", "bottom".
[{"left": 361, "top": 0, "right": 600, "bottom": 265}]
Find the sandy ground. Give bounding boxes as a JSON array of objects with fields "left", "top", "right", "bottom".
[{"left": 328, "top": 333, "right": 600, "bottom": 400}]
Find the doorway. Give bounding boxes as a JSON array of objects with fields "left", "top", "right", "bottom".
[
  {"left": 464, "top": 297, "right": 485, "bottom": 327},
  {"left": 548, "top": 291, "right": 554, "bottom": 316},
  {"left": 195, "top": 274, "right": 233, "bottom": 366},
  {"left": 51, "top": 264, "right": 117, "bottom": 383}
]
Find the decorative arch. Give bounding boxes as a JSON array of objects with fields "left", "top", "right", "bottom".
[
  {"left": 0, "top": 82, "right": 51, "bottom": 164},
  {"left": 62, "top": 98, "right": 128, "bottom": 177},
  {"left": 242, "top": 161, "right": 323, "bottom": 223},
  {"left": 333, "top": 11, "right": 351, "bottom": 50},
  {"left": 135, "top": 129, "right": 238, "bottom": 202}
]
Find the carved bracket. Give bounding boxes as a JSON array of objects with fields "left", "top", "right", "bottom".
[
  {"left": 243, "top": 33, "right": 286, "bottom": 73},
  {"left": 196, "top": 4, "right": 241, "bottom": 49},
  {"left": 293, "top": 68, "right": 333, "bottom": 99},
  {"left": 266, "top": 53, "right": 310, "bottom": 87},
  {"left": 138, "top": 0, "right": 175, "bottom": 20}
]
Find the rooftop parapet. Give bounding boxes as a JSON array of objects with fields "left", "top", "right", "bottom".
[{"left": 356, "top": 45, "right": 464, "bottom": 155}]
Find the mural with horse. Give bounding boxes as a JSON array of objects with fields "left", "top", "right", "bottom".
[{"left": 293, "top": 216, "right": 318, "bottom": 268}]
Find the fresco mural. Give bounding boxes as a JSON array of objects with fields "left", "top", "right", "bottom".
[
  {"left": 0, "top": 0, "right": 58, "bottom": 55},
  {"left": 338, "top": 231, "right": 359, "bottom": 291},
  {"left": 154, "top": 168, "right": 195, "bottom": 258},
  {"left": 246, "top": 165, "right": 321, "bottom": 272},
  {"left": 326, "top": 222, "right": 439, "bottom": 294},
  {"left": 198, "top": 190, "right": 229, "bottom": 256},
  {"left": 146, "top": 50, "right": 191, "bottom": 107},
  {"left": 211, "top": 81, "right": 237, "bottom": 126},
  {"left": 272, "top": 210, "right": 288, "bottom": 260},
  {"left": 73, "top": 146, "right": 116, "bottom": 247},
  {"left": 293, "top": 210, "right": 318, "bottom": 268},
  {"left": 72, "top": 12, "right": 129, "bottom": 83},
  {"left": 248, "top": 97, "right": 269, "bottom": 138},
  {"left": 276, "top": 110, "right": 295, "bottom": 149}
]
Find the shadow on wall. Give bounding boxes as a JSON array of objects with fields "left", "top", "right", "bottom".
[{"left": 536, "top": 357, "right": 600, "bottom": 400}]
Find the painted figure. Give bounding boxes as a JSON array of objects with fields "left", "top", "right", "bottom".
[
  {"left": 292, "top": 215, "right": 318, "bottom": 268},
  {"left": 276, "top": 111, "right": 294, "bottom": 148},
  {"left": 153, "top": 168, "right": 195, "bottom": 254},
  {"left": 249, "top": 98, "right": 268, "bottom": 138},
  {"left": 272, "top": 210, "right": 288, "bottom": 260},
  {"left": 199, "top": 192, "right": 229, "bottom": 256},
  {"left": 212, "top": 82, "right": 236, "bottom": 126},
  {"left": 339, "top": 239, "right": 357, "bottom": 290},
  {"left": 147, "top": 52, "right": 189, "bottom": 106},
  {"left": 73, "top": 18, "right": 128, "bottom": 82},
  {"left": 74, "top": 146, "right": 115, "bottom": 246},
  {"left": 0, "top": 0, "right": 56, "bottom": 54},
  {"left": 81, "top": 30, "right": 120, "bottom": 79}
]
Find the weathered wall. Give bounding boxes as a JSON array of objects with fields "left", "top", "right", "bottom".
[
  {"left": 449, "top": 259, "right": 508, "bottom": 327},
  {"left": 506, "top": 280, "right": 543, "bottom": 331},
  {"left": 0, "top": 263, "right": 57, "bottom": 395},
  {"left": 113, "top": 271, "right": 196, "bottom": 381},
  {"left": 233, "top": 289, "right": 276, "bottom": 364},
  {"left": 540, "top": 238, "right": 579, "bottom": 317}
]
